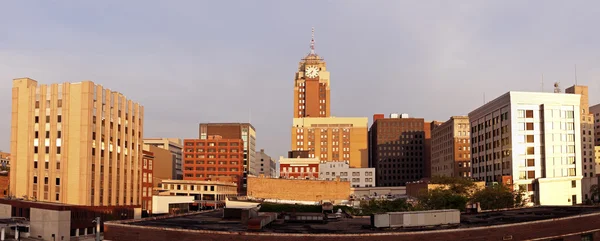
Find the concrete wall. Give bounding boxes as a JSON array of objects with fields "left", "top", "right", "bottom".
[
  {"left": 29, "top": 208, "right": 70, "bottom": 241},
  {"left": 350, "top": 187, "right": 406, "bottom": 197},
  {"left": 152, "top": 196, "right": 194, "bottom": 215},
  {"left": 0, "top": 203, "right": 10, "bottom": 218},
  {"left": 247, "top": 177, "right": 350, "bottom": 203},
  {"left": 538, "top": 177, "right": 582, "bottom": 205}
]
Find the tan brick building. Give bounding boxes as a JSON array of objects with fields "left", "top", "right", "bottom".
[
  {"left": 10, "top": 78, "right": 143, "bottom": 206},
  {"left": 145, "top": 145, "right": 174, "bottom": 188},
  {"left": 247, "top": 176, "right": 350, "bottom": 203},
  {"left": 431, "top": 116, "right": 471, "bottom": 177},
  {"left": 291, "top": 117, "right": 368, "bottom": 168}
]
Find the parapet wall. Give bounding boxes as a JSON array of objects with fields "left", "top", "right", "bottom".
[{"left": 247, "top": 177, "right": 350, "bottom": 203}]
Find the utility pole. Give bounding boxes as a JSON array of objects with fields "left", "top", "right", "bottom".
[{"left": 92, "top": 217, "right": 101, "bottom": 241}]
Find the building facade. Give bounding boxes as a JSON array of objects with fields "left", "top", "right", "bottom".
[
  {"left": 469, "top": 91, "right": 583, "bottom": 205},
  {"left": 431, "top": 116, "right": 471, "bottom": 178},
  {"left": 279, "top": 156, "right": 320, "bottom": 179},
  {"left": 291, "top": 117, "right": 368, "bottom": 168},
  {"left": 143, "top": 138, "right": 183, "bottom": 180},
  {"left": 590, "top": 103, "right": 600, "bottom": 146},
  {"left": 183, "top": 136, "right": 244, "bottom": 193},
  {"left": 11, "top": 78, "right": 143, "bottom": 206},
  {"left": 253, "top": 149, "right": 275, "bottom": 177},
  {"left": 141, "top": 150, "right": 154, "bottom": 214},
  {"left": 159, "top": 179, "right": 238, "bottom": 203},
  {"left": 293, "top": 28, "right": 330, "bottom": 118},
  {"left": 369, "top": 113, "right": 441, "bottom": 186},
  {"left": 318, "top": 161, "right": 375, "bottom": 187},
  {"left": 0, "top": 152, "right": 9, "bottom": 168},
  {"left": 199, "top": 123, "right": 256, "bottom": 193},
  {"left": 144, "top": 145, "right": 174, "bottom": 188}
]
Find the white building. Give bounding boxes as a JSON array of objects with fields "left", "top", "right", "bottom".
[
  {"left": 319, "top": 161, "right": 375, "bottom": 187},
  {"left": 469, "top": 91, "right": 583, "bottom": 206}
]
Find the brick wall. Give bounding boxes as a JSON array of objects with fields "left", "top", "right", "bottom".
[
  {"left": 105, "top": 211, "right": 600, "bottom": 241},
  {"left": 247, "top": 177, "right": 350, "bottom": 202},
  {"left": 0, "top": 175, "right": 8, "bottom": 198}
]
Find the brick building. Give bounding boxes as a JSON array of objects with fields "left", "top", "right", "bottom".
[
  {"left": 279, "top": 156, "right": 320, "bottom": 179},
  {"left": 183, "top": 136, "right": 244, "bottom": 193},
  {"left": 141, "top": 150, "right": 154, "bottom": 215},
  {"left": 431, "top": 116, "right": 471, "bottom": 178},
  {"left": 369, "top": 113, "right": 441, "bottom": 186},
  {"left": 247, "top": 176, "right": 350, "bottom": 203}
]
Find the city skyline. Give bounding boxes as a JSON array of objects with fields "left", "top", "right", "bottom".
[{"left": 2, "top": 1, "right": 600, "bottom": 158}]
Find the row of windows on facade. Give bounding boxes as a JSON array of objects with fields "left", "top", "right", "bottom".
[
  {"left": 184, "top": 173, "right": 240, "bottom": 179},
  {"left": 184, "top": 167, "right": 240, "bottom": 172},
  {"left": 298, "top": 110, "right": 327, "bottom": 116},
  {"left": 379, "top": 168, "right": 424, "bottom": 174},
  {"left": 379, "top": 145, "right": 425, "bottom": 151},
  {"left": 297, "top": 105, "right": 327, "bottom": 110},
  {"left": 296, "top": 134, "right": 350, "bottom": 139},
  {"left": 184, "top": 160, "right": 241, "bottom": 165},
  {"left": 330, "top": 177, "right": 374, "bottom": 183},
  {"left": 162, "top": 183, "right": 233, "bottom": 192},
  {"left": 294, "top": 142, "right": 351, "bottom": 148},
  {"left": 296, "top": 128, "right": 350, "bottom": 133},
  {"left": 377, "top": 121, "right": 424, "bottom": 128},
  {"left": 184, "top": 142, "right": 241, "bottom": 147},
  {"left": 321, "top": 171, "right": 374, "bottom": 176}
]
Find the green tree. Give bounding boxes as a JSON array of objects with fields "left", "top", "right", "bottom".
[
  {"left": 590, "top": 184, "right": 600, "bottom": 203},
  {"left": 429, "top": 176, "right": 477, "bottom": 197},
  {"left": 471, "top": 185, "right": 515, "bottom": 210},
  {"left": 417, "top": 188, "right": 469, "bottom": 211}
]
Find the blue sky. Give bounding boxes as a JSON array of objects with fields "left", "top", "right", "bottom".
[{"left": 1, "top": 1, "right": 600, "bottom": 157}]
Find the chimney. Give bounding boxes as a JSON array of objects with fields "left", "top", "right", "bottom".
[{"left": 373, "top": 114, "right": 385, "bottom": 122}]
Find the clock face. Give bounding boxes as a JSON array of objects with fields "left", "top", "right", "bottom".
[{"left": 305, "top": 66, "right": 319, "bottom": 78}]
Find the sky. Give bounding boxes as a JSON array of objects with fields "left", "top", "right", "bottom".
[{"left": 1, "top": 1, "right": 600, "bottom": 158}]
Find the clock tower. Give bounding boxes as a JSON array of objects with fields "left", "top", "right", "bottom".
[{"left": 293, "top": 27, "right": 331, "bottom": 118}]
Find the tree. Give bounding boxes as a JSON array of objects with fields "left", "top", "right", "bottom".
[
  {"left": 417, "top": 188, "right": 469, "bottom": 211},
  {"left": 429, "top": 176, "right": 477, "bottom": 197},
  {"left": 590, "top": 184, "right": 600, "bottom": 203},
  {"left": 471, "top": 185, "right": 515, "bottom": 210}
]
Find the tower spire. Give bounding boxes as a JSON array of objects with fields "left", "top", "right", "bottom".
[{"left": 310, "top": 27, "right": 315, "bottom": 55}]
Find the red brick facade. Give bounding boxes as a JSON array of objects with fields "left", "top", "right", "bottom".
[
  {"left": 105, "top": 210, "right": 600, "bottom": 241},
  {"left": 141, "top": 150, "right": 154, "bottom": 214},
  {"left": 279, "top": 163, "right": 319, "bottom": 179},
  {"left": 183, "top": 137, "right": 244, "bottom": 193}
]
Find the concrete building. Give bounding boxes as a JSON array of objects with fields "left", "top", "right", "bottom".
[
  {"left": 159, "top": 179, "right": 238, "bottom": 208},
  {"left": 369, "top": 113, "right": 441, "bottom": 186},
  {"left": 199, "top": 123, "right": 256, "bottom": 193},
  {"left": 293, "top": 28, "right": 331, "bottom": 118},
  {"left": 318, "top": 161, "right": 375, "bottom": 187},
  {"left": 566, "top": 85, "right": 597, "bottom": 202},
  {"left": 11, "top": 78, "right": 143, "bottom": 207},
  {"left": 141, "top": 149, "right": 154, "bottom": 215},
  {"left": 143, "top": 138, "right": 183, "bottom": 179},
  {"left": 590, "top": 103, "right": 600, "bottom": 146},
  {"left": 0, "top": 152, "right": 9, "bottom": 168},
  {"left": 279, "top": 156, "right": 320, "bottom": 180},
  {"left": 253, "top": 149, "right": 276, "bottom": 177},
  {"left": 469, "top": 91, "right": 583, "bottom": 206},
  {"left": 183, "top": 136, "right": 244, "bottom": 193},
  {"left": 431, "top": 116, "right": 471, "bottom": 178},
  {"left": 291, "top": 117, "right": 368, "bottom": 168}
]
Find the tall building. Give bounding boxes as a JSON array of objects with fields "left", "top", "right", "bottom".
[
  {"left": 198, "top": 123, "right": 255, "bottom": 193},
  {"left": 254, "top": 149, "right": 276, "bottom": 177},
  {"left": 566, "top": 85, "right": 597, "bottom": 201},
  {"left": 291, "top": 117, "right": 368, "bottom": 168},
  {"left": 431, "top": 116, "right": 472, "bottom": 178},
  {"left": 469, "top": 91, "right": 582, "bottom": 205},
  {"left": 293, "top": 28, "right": 331, "bottom": 118},
  {"left": 369, "top": 113, "right": 440, "bottom": 186},
  {"left": 10, "top": 78, "right": 143, "bottom": 206},
  {"left": 183, "top": 136, "right": 244, "bottom": 193},
  {"left": 590, "top": 104, "right": 600, "bottom": 146},
  {"left": 141, "top": 149, "right": 154, "bottom": 215},
  {"left": 143, "top": 138, "right": 183, "bottom": 179}
]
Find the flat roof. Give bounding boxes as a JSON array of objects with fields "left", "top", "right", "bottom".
[{"left": 128, "top": 206, "right": 600, "bottom": 234}]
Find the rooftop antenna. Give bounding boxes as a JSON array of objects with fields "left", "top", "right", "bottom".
[
  {"left": 554, "top": 82, "right": 561, "bottom": 93},
  {"left": 310, "top": 27, "right": 315, "bottom": 55},
  {"left": 541, "top": 74, "right": 544, "bottom": 92},
  {"left": 483, "top": 92, "right": 486, "bottom": 104}
]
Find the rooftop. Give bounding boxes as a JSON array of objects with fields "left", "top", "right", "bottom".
[{"left": 127, "top": 206, "right": 600, "bottom": 234}]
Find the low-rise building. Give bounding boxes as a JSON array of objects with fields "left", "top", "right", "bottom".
[
  {"left": 0, "top": 152, "right": 9, "bottom": 168},
  {"left": 279, "top": 156, "right": 320, "bottom": 179},
  {"left": 318, "top": 161, "right": 375, "bottom": 187},
  {"left": 253, "top": 149, "right": 276, "bottom": 177},
  {"left": 159, "top": 179, "right": 238, "bottom": 209}
]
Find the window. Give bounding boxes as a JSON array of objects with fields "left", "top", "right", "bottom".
[
  {"left": 57, "top": 115, "right": 62, "bottom": 122},
  {"left": 45, "top": 131, "right": 50, "bottom": 138},
  {"left": 57, "top": 147, "right": 61, "bottom": 154},
  {"left": 527, "top": 159, "right": 535, "bottom": 167},
  {"left": 527, "top": 171, "right": 535, "bottom": 179},
  {"left": 56, "top": 178, "right": 60, "bottom": 186},
  {"left": 572, "top": 180, "right": 576, "bottom": 188},
  {"left": 44, "top": 177, "right": 49, "bottom": 185},
  {"left": 45, "top": 116, "right": 50, "bottom": 122},
  {"left": 33, "top": 176, "right": 38, "bottom": 184},
  {"left": 581, "top": 233, "right": 593, "bottom": 241},
  {"left": 526, "top": 123, "right": 534, "bottom": 130},
  {"left": 527, "top": 147, "right": 535, "bottom": 155},
  {"left": 525, "top": 110, "right": 534, "bottom": 118},
  {"left": 526, "top": 135, "right": 534, "bottom": 143},
  {"left": 35, "top": 116, "right": 39, "bottom": 123}
]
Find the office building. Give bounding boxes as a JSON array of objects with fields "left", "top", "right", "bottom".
[
  {"left": 143, "top": 138, "right": 183, "bottom": 179},
  {"left": 291, "top": 117, "right": 368, "bottom": 168},
  {"left": 369, "top": 113, "right": 441, "bottom": 186},
  {"left": 199, "top": 123, "right": 256, "bottom": 193},
  {"left": 591, "top": 104, "right": 600, "bottom": 146},
  {"left": 319, "top": 161, "right": 375, "bottom": 187},
  {"left": 183, "top": 136, "right": 244, "bottom": 193},
  {"left": 10, "top": 78, "right": 143, "bottom": 206},
  {"left": 469, "top": 91, "right": 582, "bottom": 205},
  {"left": 254, "top": 149, "right": 276, "bottom": 177},
  {"left": 141, "top": 149, "right": 154, "bottom": 215},
  {"left": 431, "top": 116, "right": 472, "bottom": 177},
  {"left": 293, "top": 28, "right": 330, "bottom": 118}
]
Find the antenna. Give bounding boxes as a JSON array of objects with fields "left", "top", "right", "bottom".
[
  {"left": 310, "top": 27, "right": 315, "bottom": 55},
  {"left": 483, "top": 93, "right": 486, "bottom": 104},
  {"left": 541, "top": 74, "right": 544, "bottom": 92},
  {"left": 249, "top": 108, "right": 252, "bottom": 124}
]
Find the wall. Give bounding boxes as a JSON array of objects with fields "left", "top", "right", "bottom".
[
  {"left": 538, "top": 178, "right": 582, "bottom": 205},
  {"left": 105, "top": 210, "right": 600, "bottom": 241},
  {"left": 351, "top": 186, "right": 406, "bottom": 197},
  {"left": 0, "top": 175, "right": 8, "bottom": 198},
  {"left": 152, "top": 196, "right": 194, "bottom": 215},
  {"left": 148, "top": 145, "right": 174, "bottom": 184},
  {"left": 0, "top": 203, "right": 10, "bottom": 218},
  {"left": 29, "top": 208, "right": 70, "bottom": 241},
  {"left": 247, "top": 177, "right": 350, "bottom": 203}
]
